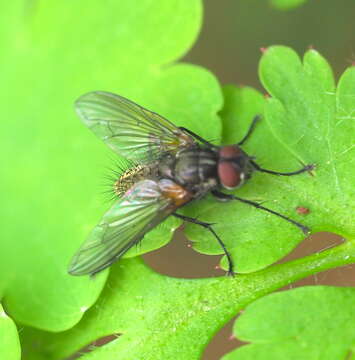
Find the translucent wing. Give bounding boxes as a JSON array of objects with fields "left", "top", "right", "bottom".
[
  {"left": 68, "top": 179, "right": 183, "bottom": 276},
  {"left": 75, "top": 91, "right": 195, "bottom": 162}
]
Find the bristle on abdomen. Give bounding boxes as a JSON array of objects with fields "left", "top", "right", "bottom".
[{"left": 114, "top": 164, "right": 157, "bottom": 197}]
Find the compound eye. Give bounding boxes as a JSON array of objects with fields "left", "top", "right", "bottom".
[
  {"left": 218, "top": 161, "right": 242, "bottom": 189},
  {"left": 219, "top": 145, "right": 242, "bottom": 159}
]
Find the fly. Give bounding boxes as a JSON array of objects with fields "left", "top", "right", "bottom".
[{"left": 68, "top": 91, "right": 314, "bottom": 276}]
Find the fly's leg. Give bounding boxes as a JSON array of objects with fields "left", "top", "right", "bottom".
[
  {"left": 178, "top": 127, "right": 217, "bottom": 148},
  {"left": 237, "top": 115, "right": 261, "bottom": 146},
  {"left": 211, "top": 190, "right": 310, "bottom": 235},
  {"left": 238, "top": 117, "right": 315, "bottom": 176},
  {"left": 180, "top": 115, "right": 261, "bottom": 148},
  {"left": 251, "top": 160, "right": 315, "bottom": 176},
  {"left": 173, "top": 212, "right": 234, "bottom": 276}
]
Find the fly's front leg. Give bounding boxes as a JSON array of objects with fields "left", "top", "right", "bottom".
[
  {"left": 211, "top": 190, "right": 310, "bottom": 235},
  {"left": 172, "top": 212, "right": 235, "bottom": 276},
  {"left": 238, "top": 116, "right": 315, "bottom": 176},
  {"left": 251, "top": 160, "right": 315, "bottom": 176}
]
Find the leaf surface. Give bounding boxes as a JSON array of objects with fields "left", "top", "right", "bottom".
[
  {"left": 0, "top": 305, "right": 21, "bottom": 360},
  {"left": 184, "top": 47, "right": 355, "bottom": 273},
  {"left": 269, "top": 0, "right": 307, "bottom": 10},
  {"left": 20, "top": 242, "right": 355, "bottom": 360},
  {"left": 223, "top": 286, "right": 355, "bottom": 360},
  {"left": 0, "top": 0, "right": 223, "bottom": 331}
]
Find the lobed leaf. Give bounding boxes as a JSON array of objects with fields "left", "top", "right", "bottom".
[
  {"left": 0, "top": 305, "right": 21, "bottom": 360},
  {"left": 20, "top": 241, "right": 355, "bottom": 360},
  {"left": 269, "top": 0, "right": 308, "bottom": 10},
  {"left": 184, "top": 47, "right": 355, "bottom": 273},
  {"left": 223, "top": 286, "right": 355, "bottom": 360}
]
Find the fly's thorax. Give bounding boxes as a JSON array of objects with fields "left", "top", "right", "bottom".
[
  {"left": 158, "top": 147, "right": 218, "bottom": 193},
  {"left": 217, "top": 146, "right": 254, "bottom": 189},
  {"left": 158, "top": 154, "right": 175, "bottom": 179},
  {"left": 114, "top": 163, "right": 158, "bottom": 197},
  {"left": 176, "top": 148, "right": 218, "bottom": 185}
]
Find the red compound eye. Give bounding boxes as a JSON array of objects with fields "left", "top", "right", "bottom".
[
  {"left": 219, "top": 146, "right": 241, "bottom": 159},
  {"left": 218, "top": 161, "right": 241, "bottom": 189}
]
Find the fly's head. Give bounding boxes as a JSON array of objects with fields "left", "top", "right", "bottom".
[{"left": 217, "top": 145, "right": 254, "bottom": 190}]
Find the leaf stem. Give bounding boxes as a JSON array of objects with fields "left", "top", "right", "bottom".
[
  {"left": 258, "top": 239, "right": 354, "bottom": 287},
  {"left": 218, "top": 239, "right": 355, "bottom": 309}
]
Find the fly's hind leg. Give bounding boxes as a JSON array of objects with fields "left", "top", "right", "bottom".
[{"left": 172, "top": 212, "right": 234, "bottom": 276}]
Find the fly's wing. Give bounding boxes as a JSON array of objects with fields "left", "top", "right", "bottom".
[
  {"left": 68, "top": 180, "right": 178, "bottom": 276},
  {"left": 75, "top": 91, "right": 195, "bottom": 162}
]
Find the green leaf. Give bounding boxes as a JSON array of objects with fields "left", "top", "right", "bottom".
[
  {"left": 259, "top": 47, "right": 353, "bottom": 236},
  {"left": 184, "top": 47, "right": 355, "bottom": 273},
  {"left": 0, "top": 0, "right": 223, "bottom": 331},
  {"left": 0, "top": 305, "right": 21, "bottom": 360},
  {"left": 269, "top": 0, "right": 307, "bottom": 10},
  {"left": 223, "top": 286, "right": 355, "bottom": 360},
  {"left": 19, "top": 242, "right": 355, "bottom": 360}
]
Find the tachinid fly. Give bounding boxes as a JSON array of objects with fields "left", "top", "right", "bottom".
[{"left": 68, "top": 91, "right": 314, "bottom": 276}]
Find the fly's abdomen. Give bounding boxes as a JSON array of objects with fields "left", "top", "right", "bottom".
[{"left": 114, "top": 164, "right": 158, "bottom": 197}]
